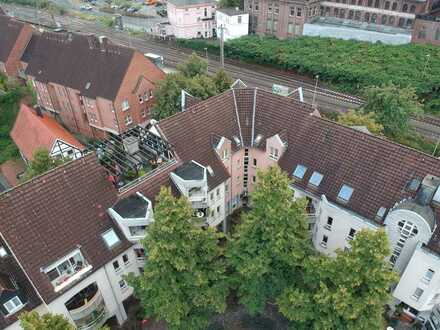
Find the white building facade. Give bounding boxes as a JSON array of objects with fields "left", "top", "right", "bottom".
[{"left": 216, "top": 8, "right": 249, "bottom": 41}]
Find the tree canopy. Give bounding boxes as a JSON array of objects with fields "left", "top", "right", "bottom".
[
  {"left": 19, "top": 311, "right": 75, "bottom": 330},
  {"left": 21, "top": 148, "right": 66, "bottom": 182},
  {"left": 126, "top": 187, "right": 228, "bottom": 330},
  {"left": 278, "top": 229, "right": 398, "bottom": 330},
  {"left": 227, "top": 166, "right": 311, "bottom": 314},
  {"left": 362, "top": 83, "right": 423, "bottom": 138},
  {"left": 151, "top": 54, "right": 233, "bottom": 120},
  {"left": 337, "top": 109, "right": 383, "bottom": 135}
]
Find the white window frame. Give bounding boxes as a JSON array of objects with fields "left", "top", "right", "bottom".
[
  {"left": 324, "top": 217, "right": 333, "bottom": 231},
  {"left": 309, "top": 171, "right": 323, "bottom": 187},
  {"left": 422, "top": 269, "right": 435, "bottom": 284},
  {"left": 338, "top": 184, "right": 354, "bottom": 202},
  {"left": 320, "top": 235, "right": 328, "bottom": 248},
  {"left": 121, "top": 100, "right": 130, "bottom": 111},
  {"left": 4, "top": 296, "right": 24, "bottom": 315},
  {"left": 269, "top": 146, "right": 279, "bottom": 160},
  {"left": 412, "top": 288, "right": 424, "bottom": 301},
  {"left": 125, "top": 115, "right": 133, "bottom": 126},
  {"left": 102, "top": 229, "right": 121, "bottom": 249}
]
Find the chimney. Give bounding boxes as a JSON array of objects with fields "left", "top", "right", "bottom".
[{"left": 98, "top": 35, "right": 108, "bottom": 52}]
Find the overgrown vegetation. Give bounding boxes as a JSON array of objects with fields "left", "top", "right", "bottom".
[
  {"left": 0, "top": 0, "right": 66, "bottom": 15},
  {"left": 151, "top": 53, "right": 232, "bottom": 120},
  {"left": 21, "top": 148, "right": 67, "bottom": 182},
  {"left": 0, "top": 77, "right": 33, "bottom": 165},
  {"left": 129, "top": 167, "right": 398, "bottom": 329},
  {"left": 176, "top": 36, "right": 440, "bottom": 114}
]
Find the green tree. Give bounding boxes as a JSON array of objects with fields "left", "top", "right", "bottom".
[
  {"left": 218, "top": 0, "right": 240, "bottom": 8},
  {"left": 227, "top": 166, "right": 311, "bottom": 314},
  {"left": 362, "top": 83, "right": 423, "bottom": 138},
  {"left": 337, "top": 110, "right": 383, "bottom": 135},
  {"left": 19, "top": 311, "right": 75, "bottom": 330},
  {"left": 22, "top": 148, "right": 66, "bottom": 182},
  {"left": 278, "top": 229, "right": 398, "bottom": 330},
  {"left": 126, "top": 187, "right": 228, "bottom": 330},
  {"left": 213, "top": 69, "right": 233, "bottom": 93},
  {"left": 151, "top": 73, "right": 188, "bottom": 120},
  {"left": 177, "top": 53, "right": 208, "bottom": 78}
]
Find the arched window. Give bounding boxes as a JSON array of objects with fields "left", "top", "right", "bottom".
[
  {"left": 418, "top": 27, "right": 427, "bottom": 39},
  {"left": 355, "top": 11, "right": 361, "bottom": 20},
  {"left": 365, "top": 12, "right": 370, "bottom": 21},
  {"left": 351, "top": 0, "right": 356, "bottom": 4},
  {"left": 348, "top": 10, "right": 354, "bottom": 19},
  {"left": 367, "top": 0, "right": 373, "bottom": 6},
  {"left": 410, "top": 5, "right": 415, "bottom": 13},
  {"left": 385, "top": 1, "right": 390, "bottom": 9},
  {"left": 358, "top": 0, "right": 363, "bottom": 5},
  {"left": 371, "top": 13, "right": 377, "bottom": 23},
  {"left": 340, "top": 9, "right": 345, "bottom": 18},
  {"left": 389, "top": 16, "right": 395, "bottom": 24},
  {"left": 398, "top": 17, "right": 405, "bottom": 26},
  {"left": 334, "top": 8, "right": 339, "bottom": 16},
  {"left": 374, "top": 0, "right": 379, "bottom": 7},
  {"left": 402, "top": 4, "right": 408, "bottom": 12},
  {"left": 392, "top": 2, "right": 397, "bottom": 10},
  {"left": 406, "top": 18, "right": 412, "bottom": 26},
  {"left": 381, "top": 15, "right": 387, "bottom": 24}
]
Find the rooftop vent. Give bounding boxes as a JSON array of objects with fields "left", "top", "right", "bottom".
[{"left": 123, "top": 136, "right": 139, "bottom": 155}]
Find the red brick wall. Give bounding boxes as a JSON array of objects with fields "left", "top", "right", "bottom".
[
  {"left": 114, "top": 51, "right": 166, "bottom": 132},
  {"left": 5, "top": 24, "right": 33, "bottom": 77}
]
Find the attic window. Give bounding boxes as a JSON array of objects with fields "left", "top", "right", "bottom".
[
  {"left": 102, "top": 229, "right": 121, "bottom": 249},
  {"left": 293, "top": 164, "right": 307, "bottom": 180},
  {"left": 0, "top": 247, "right": 7, "bottom": 258},
  {"left": 406, "top": 177, "right": 421, "bottom": 192},
  {"left": 338, "top": 185, "right": 354, "bottom": 203},
  {"left": 309, "top": 171, "right": 323, "bottom": 187},
  {"left": 376, "top": 207, "right": 387, "bottom": 220},
  {"left": 233, "top": 136, "right": 241, "bottom": 147},
  {"left": 85, "top": 82, "right": 91, "bottom": 90}
]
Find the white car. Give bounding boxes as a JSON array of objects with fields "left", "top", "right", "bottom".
[{"left": 80, "top": 4, "right": 93, "bottom": 10}]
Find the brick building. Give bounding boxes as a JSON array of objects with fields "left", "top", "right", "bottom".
[
  {"left": 0, "top": 14, "right": 33, "bottom": 78},
  {"left": 245, "top": 0, "right": 438, "bottom": 42},
  {"left": 20, "top": 32, "right": 166, "bottom": 139},
  {"left": 412, "top": 6, "right": 440, "bottom": 44}
]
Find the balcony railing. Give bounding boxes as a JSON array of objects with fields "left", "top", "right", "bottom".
[
  {"left": 69, "top": 288, "right": 103, "bottom": 321},
  {"left": 53, "top": 265, "right": 93, "bottom": 293}
]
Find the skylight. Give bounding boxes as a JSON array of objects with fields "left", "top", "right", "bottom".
[
  {"left": 309, "top": 171, "right": 323, "bottom": 187},
  {"left": 433, "top": 187, "right": 440, "bottom": 205},
  {"left": 293, "top": 164, "right": 307, "bottom": 180},
  {"left": 102, "top": 229, "right": 121, "bottom": 249},
  {"left": 376, "top": 206, "right": 387, "bottom": 219},
  {"left": 338, "top": 185, "right": 354, "bottom": 202}
]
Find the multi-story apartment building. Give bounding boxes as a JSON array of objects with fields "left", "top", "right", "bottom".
[
  {"left": 167, "top": 0, "right": 217, "bottom": 39},
  {"left": 20, "top": 32, "right": 165, "bottom": 139},
  {"left": 0, "top": 13, "right": 32, "bottom": 79},
  {"left": 245, "top": 0, "right": 438, "bottom": 43},
  {"left": 412, "top": 6, "right": 440, "bottom": 45},
  {"left": 3, "top": 85, "right": 440, "bottom": 329}
]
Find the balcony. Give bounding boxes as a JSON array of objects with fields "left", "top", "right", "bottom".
[
  {"left": 66, "top": 283, "right": 107, "bottom": 330},
  {"left": 45, "top": 250, "right": 92, "bottom": 292}
]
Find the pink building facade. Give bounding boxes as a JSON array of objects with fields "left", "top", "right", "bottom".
[{"left": 167, "top": 0, "right": 217, "bottom": 39}]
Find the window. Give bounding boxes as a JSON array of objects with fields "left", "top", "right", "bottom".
[
  {"left": 204, "top": 7, "right": 207, "bottom": 16},
  {"left": 273, "top": 20, "right": 278, "bottom": 32},
  {"left": 269, "top": 147, "right": 279, "bottom": 160},
  {"left": 325, "top": 217, "right": 333, "bottom": 230},
  {"left": 45, "top": 250, "right": 88, "bottom": 289},
  {"left": 402, "top": 3, "right": 408, "bottom": 12},
  {"left": 409, "top": 4, "right": 415, "bottom": 13},
  {"left": 288, "top": 22, "right": 294, "bottom": 34},
  {"left": 102, "top": 229, "right": 121, "bottom": 249},
  {"left": 149, "top": 90, "right": 153, "bottom": 99},
  {"left": 266, "top": 20, "right": 272, "bottom": 31},
  {"left": 293, "top": 165, "right": 307, "bottom": 180},
  {"left": 125, "top": 115, "right": 133, "bottom": 126},
  {"left": 392, "top": 2, "right": 397, "bottom": 10},
  {"left": 321, "top": 235, "right": 328, "bottom": 248},
  {"left": 216, "top": 206, "right": 220, "bottom": 214},
  {"left": 338, "top": 185, "right": 354, "bottom": 202},
  {"left": 141, "top": 109, "right": 146, "bottom": 118},
  {"left": 4, "top": 296, "right": 23, "bottom": 315},
  {"left": 413, "top": 288, "right": 424, "bottom": 301},
  {"left": 290, "top": 7, "right": 295, "bottom": 16},
  {"left": 113, "top": 260, "right": 120, "bottom": 271},
  {"left": 119, "top": 279, "right": 127, "bottom": 290},
  {"left": 143, "top": 92, "right": 148, "bottom": 102},
  {"left": 364, "top": 12, "right": 370, "bottom": 22},
  {"left": 418, "top": 27, "right": 427, "bottom": 39},
  {"left": 423, "top": 269, "right": 435, "bottom": 283},
  {"left": 134, "top": 248, "right": 146, "bottom": 259},
  {"left": 252, "top": 176, "right": 256, "bottom": 183},
  {"left": 210, "top": 192, "right": 214, "bottom": 201},
  {"left": 268, "top": 3, "right": 272, "bottom": 12},
  {"left": 216, "top": 188, "right": 220, "bottom": 198},
  {"left": 309, "top": 171, "right": 323, "bottom": 187},
  {"left": 348, "top": 10, "right": 354, "bottom": 19},
  {"left": 389, "top": 16, "right": 395, "bottom": 24},
  {"left": 381, "top": 15, "right": 387, "bottom": 24},
  {"left": 225, "top": 184, "right": 229, "bottom": 193},
  {"left": 138, "top": 94, "right": 143, "bottom": 104},
  {"left": 436, "top": 28, "right": 440, "bottom": 41},
  {"left": 296, "top": 7, "right": 302, "bottom": 17},
  {"left": 347, "top": 228, "right": 356, "bottom": 240},
  {"left": 238, "top": 15, "right": 242, "bottom": 23},
  {"left": 367, "top": 0, "right": 372, "bottom": 6},
  {"left": 334, "top": 8, "right": 339, "bottom": 16},
  {"left": 255, "top": 1, "right": 259, "bottom": 10},
  {"left": 374, "top": 0, "right": 379, "bottom": 7},
  {"left": 0, "top": 247, "right": 7, "bottom": 258},
  {"left": 123, "top": 254, "right": 129, "bottom": 264},
  {"left": 122, "top": 100, "right": 129, "bottom": 111},
  {"left": 398, "top": 17, "right": 404, "bottom": 26},
  {"left": 253, "top": 158, "right": 257, "bottom": 167},
  {"left": 385, "top": 1, "right": 390, "bottom": 9},
  {"left": 354, "top": 11, "right": 361, "bottom": 20},
  {"left": 274, "top": 3, "right": 279, "bottom": 14},
  {"left": 222, "top": 149, "right": 229, "bottom": 160}
]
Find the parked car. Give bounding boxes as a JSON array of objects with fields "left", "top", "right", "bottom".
[
  {"left": 157, "top": 9, "right": 167, "bottom": 16},
  {"left": 80, "top": 4, "right": 93, "bottom": 10}
]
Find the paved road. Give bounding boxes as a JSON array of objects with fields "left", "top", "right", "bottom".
[{"left": 4, "top": 4, "right": 440, "bottom": 142}]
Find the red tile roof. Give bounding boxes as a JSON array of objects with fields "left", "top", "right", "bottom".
[
  {"left": 0, "top": 15, "right": 25, "bottom": 63},
  {"left": 10, "top": 104, "right": 84, "bottom": 160},
  {"left": 0, "top": 159, "right": 25, "bottom": 187},
  {"left": 0, "top": 155, "right": 132, "bottom": 303}
]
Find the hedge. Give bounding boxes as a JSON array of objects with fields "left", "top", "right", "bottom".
[{"left": 176, "top": 36, "right": 440, "bottom": 112}]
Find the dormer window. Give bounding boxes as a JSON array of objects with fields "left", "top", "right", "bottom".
[
  {"left": 222, "top": 149, "right": 229, "bottom": 160},
  {"left": 0, "top": 247, "right": 7, "bottom": 258},
  {"left": 293, "top": 164, "right": 307, "bottom": 180},
  {"left": 338, "top": 185, "right": 354, "bottom": 203},
  {"left": 4, "top": 296, "right": 24, "bottom": 315},
  {"left": 309, "top": 171, "right": 323, "bottom": 187},
  {"left": 122, "top": 100, "right": 130, "bottom": 111},
  {"left": 269, "top": 147, "right": 279, "bottom": 160},
  {"left": 44, "top": 250, "right": 91, "bottom": 292}
]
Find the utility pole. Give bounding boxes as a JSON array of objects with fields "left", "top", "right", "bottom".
[
  {"left": 312, "top": 75, "right": 319, "bottom": 108},
  {"left": 204, "top": 47, "right": 209, "bottom": 73},
  {"left": 219, "top": 25, "right": 224, "bottom": 68}
]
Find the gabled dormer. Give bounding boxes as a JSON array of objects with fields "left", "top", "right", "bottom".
[
  {"left": 266, "top": 133, "right": 287, "bottom": 161},
  {"left": 214, "top": 136, "right": 232, "bottom": 164},
  {"left": 170, "top": 160, "right": 209, "bottom": 210},
  {"left": 108, "top": 192, "right": 154, "bottom": 242},
  {"left": 0, "top": 273, "right": 27, "bottom": 317}
]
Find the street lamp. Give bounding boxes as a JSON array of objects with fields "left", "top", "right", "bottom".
[{"left": 204, "top": 47, "right": 208, "bottom": 73}]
